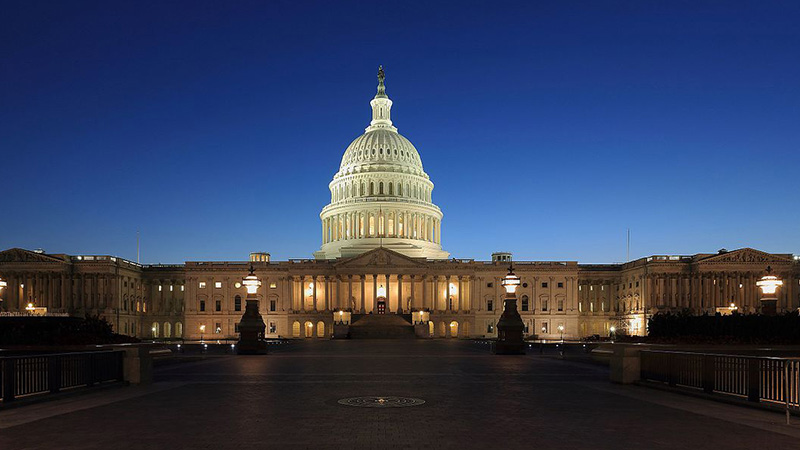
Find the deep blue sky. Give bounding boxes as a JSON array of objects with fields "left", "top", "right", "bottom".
[{"left": 1, "top": 1, "right": 798, "bottom": 264}]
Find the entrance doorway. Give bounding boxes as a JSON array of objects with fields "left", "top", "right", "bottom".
[{"left": 376, "top": 299, "right": 386, "bottom": 314}]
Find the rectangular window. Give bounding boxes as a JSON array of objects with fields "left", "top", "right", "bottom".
[
  {"left": 215, "top": 322, "right": 222, "bottom": 334},
  {"left": 521, "top": 298, "right": 529, "bottom": 311},
  {"left": 487, "top": 282, "right": 493, "bottom": 288},
  {"left": 557, "top": 282, "right": 564, "bottom": 288},
  {"left": 234, "top": 297, "right": 242, "bottom": 312},
  {"left": 200, "top": 300, "right": 205, "bottom": 312},
  {"left": 541, "top": 282, "right": 548, "bottom": 288},
  {"left": 542, "top": 299, "right": 548, "bottom": 311},
  {"left": 541, "top": 322, "right": 549, "bottom": 334},
  {"left": 215, "top": 282, "right": 222, "bottom": 289},
  {"left": 170, "top": 285, "right": 174, "bottom": 292},
  {"left": 636, "top": 281, "right": 639, "bottom": 287},
  {"left": 215, "top": 300, "right": 221, "bottom": 312},
  {"left": 180, "top": 285, "right": 184, "bottom": 291},
  {"left": 270, "top": 300, "right": 276, "bottom": 311},
  {"left": 487, "top": 300, "right": 493, "bottom": 311},
  {"left": 269, "top": 322, "right": 277, "bottom": 333},
  {"left": 558, "top": 299, "right": 564, "bottom": 311},
  {"left": 487, "top": 322, "right": 494, "bottom": 333},
  {"left": 235, "top": 324, "right": 240, "bottom": 333},
  {"left": 270, "top": 282, "right": 277, "bottom": 289},
  {"left": 158, "top": 285, "right": 162, "bottom": 291},
  {"left": 199, "top": 282, "right": 206, "bottom": 289}
]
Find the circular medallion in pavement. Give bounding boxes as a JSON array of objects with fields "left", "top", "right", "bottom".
[{"left": 337, "top": 396, "right": 426, "bottom": 408}]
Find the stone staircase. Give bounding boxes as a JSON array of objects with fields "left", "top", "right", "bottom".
[{"left": 348, "top": 314, "right": 415, "bottom": 339}]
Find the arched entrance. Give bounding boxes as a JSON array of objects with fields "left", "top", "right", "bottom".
[
  {"left": 449, "top": 321, "right": 459, "bottom": 338},
  {"left": 376, "top": 297, "right": 387, "bottom": 314},
  {"left": 304, "top": 321, "right": 314, "bottom": 338},
  {"left": 292, "top": 321, "right": 301, "bottom": 338}
]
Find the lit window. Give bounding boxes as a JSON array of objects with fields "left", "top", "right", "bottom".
[
  {"left": 270, "top": 283, "right": 277, "bottom": 289},
  {"left": 215, "top": 282, "right": 222, "bottom": 289},
  {"left": 169, "top": 285, "right": 174, "bottom": 292},
  {"left": 199, "top": 282, "right": 206, "bottom": 289},
  {"left": 158, "top": 285, "right": 162, "bottom": 292},
  {"left": 180, "top": 285, "right": 184, "bottom": 291},
  {"left": 269, "top": 322, "right": 277, "bottom": 333},
  {"left": 215, "top": 323, "right": 222, "bottom": 334}
]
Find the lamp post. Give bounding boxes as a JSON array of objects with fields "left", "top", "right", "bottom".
[
  {"left": 610, "top": 326, "right": 616, "bottom": 342},
  {"left": 756, "top": 266, "right": 783, "bottom": 316},
  {"left": 494, "top": 264, "right": 525, "bottom": 355},
  {"left": 558, "top": 324, "right": 564, "bottom": 343},
  {"left": 199, "top": 324, "right": 206, "bottom": 342},
  {"left": 0, "top": 277, "right": 6, "bottom": 311},
  {"left": 236, "top": 265, "right": 268, "bottom": 354}
]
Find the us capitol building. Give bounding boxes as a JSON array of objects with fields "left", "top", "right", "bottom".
[{"left": 1, "top": 69, "right": 798, "bottom": 340}]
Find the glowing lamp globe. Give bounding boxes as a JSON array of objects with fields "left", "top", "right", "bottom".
[
  {"left": 242, "top": 265, "right": 261, "bottom": 295},
  {"left": 501, "top": 266, "right": 521, "bottom": 295},
  {"left": 757, "top": 271, "right": 783, "bottom": 295},
  {"left": 0, "top": 279, "right": 7, "bottom": 288}
]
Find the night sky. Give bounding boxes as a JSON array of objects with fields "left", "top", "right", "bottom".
[{"left": 1, "top": 1, "right": 798, "bottom": 263}]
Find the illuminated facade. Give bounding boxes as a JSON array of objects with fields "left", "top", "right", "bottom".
[{"left": 1, "top": 70, "right": 798, "bottom": 340}]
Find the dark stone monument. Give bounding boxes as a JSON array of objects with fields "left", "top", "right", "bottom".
[
  {"left": 236, "top": 266, "right": 268, "bottom": 355},
  {"left": 494, "top": 265, "right": 525, "bottom": 355}
]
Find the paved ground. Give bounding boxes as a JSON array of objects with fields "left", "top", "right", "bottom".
[{"left": 2, "top": 340, "right": 799, "bottom": 449}]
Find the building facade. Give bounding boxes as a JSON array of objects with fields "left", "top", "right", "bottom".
[{"left": 1, "top": 70, "right": 798, "bottom": 340}]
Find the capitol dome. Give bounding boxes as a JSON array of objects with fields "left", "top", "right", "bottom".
[{"left": 314, "top": 67, "right": 449, "bottom": 260}]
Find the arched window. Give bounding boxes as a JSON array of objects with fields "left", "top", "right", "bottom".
[
  {"left": 316, "top": 321, "right": 325, "bottom": 338},
  {"left": 175, "top": 322, "right": 183, "bottom": 338},
  {"left": 151, "top": 322, "right": 159, "bottom": 338},
  {"left": 388, "top": 183, "right": 393, "bottom": 195},
  {"left": 379, "top": 182, "right": 384, "bottom": 195},
  {"left": 163, "top": 322, "right": 171, "bottom": 338},
  {"left": 398, "top": 183, "right": 403, "bottom": 196},
  {"left": 450, "top": 321, "right": 459, "bottom": 338},
  {"left": 292, "top": 321, "right": 301, "bottom": 337},
  {"left": 369, "top": 182, "right": 374, "bottom": 195}
]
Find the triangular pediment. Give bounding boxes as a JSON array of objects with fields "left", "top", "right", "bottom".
[
  {"left": 698, "top": 248, "right": 792, "bottom": 264},
  {"left": 0, "top": 248, "right": 68, "bottom": 264},
  {"left": 333, "top": 247, "right": 428, "bottom": 269}
]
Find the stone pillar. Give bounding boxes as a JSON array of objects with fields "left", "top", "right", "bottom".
[
  {"left": 372, "top": 274, "right": 378, "bottom": 313},
  {"left": 312, "top": 276, "right": 318, "bottom": 311},
  {"left": 458, "top": 276, "right": 464, "bottom": 313},
  {"left": 347, "top": 275, "right": 353, "bottom": 310},
  {"left": 335, "top": 276, "right": 341, "bottom": 311},
  {"left": 323, "top": 276, "right": 329, "bottom": 311},
  {"left": 385, "top": 273, "right": 390, "bottom": 312},
  {"left": 360, "top": 275, "right": 366, "bottom": 313},
  {"left": 433, "top": 276, "right": 439, "bottom": 312},
  {"left": 299, "top": 275, "right": 306, "bottom": 312},
  {"left": 410, "top": 275, "right": 416, "bottom": 310},
  {"left": 397, "top": 274, "right": 403, "bottom": 314}
]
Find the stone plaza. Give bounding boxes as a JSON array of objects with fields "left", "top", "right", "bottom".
[{"left": 1, "top": 340, "right": 798, "bottom": 449}]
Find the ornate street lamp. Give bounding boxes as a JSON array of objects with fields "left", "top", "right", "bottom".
[
  {"left": 494, "top": 264, "right": 525, "bottom": 354},
  {"left": 756, "top": 266, "right": 783, "bottom": 315},
  {"left": 236, "top": 265, "right": 268, "bottom": 354}
]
